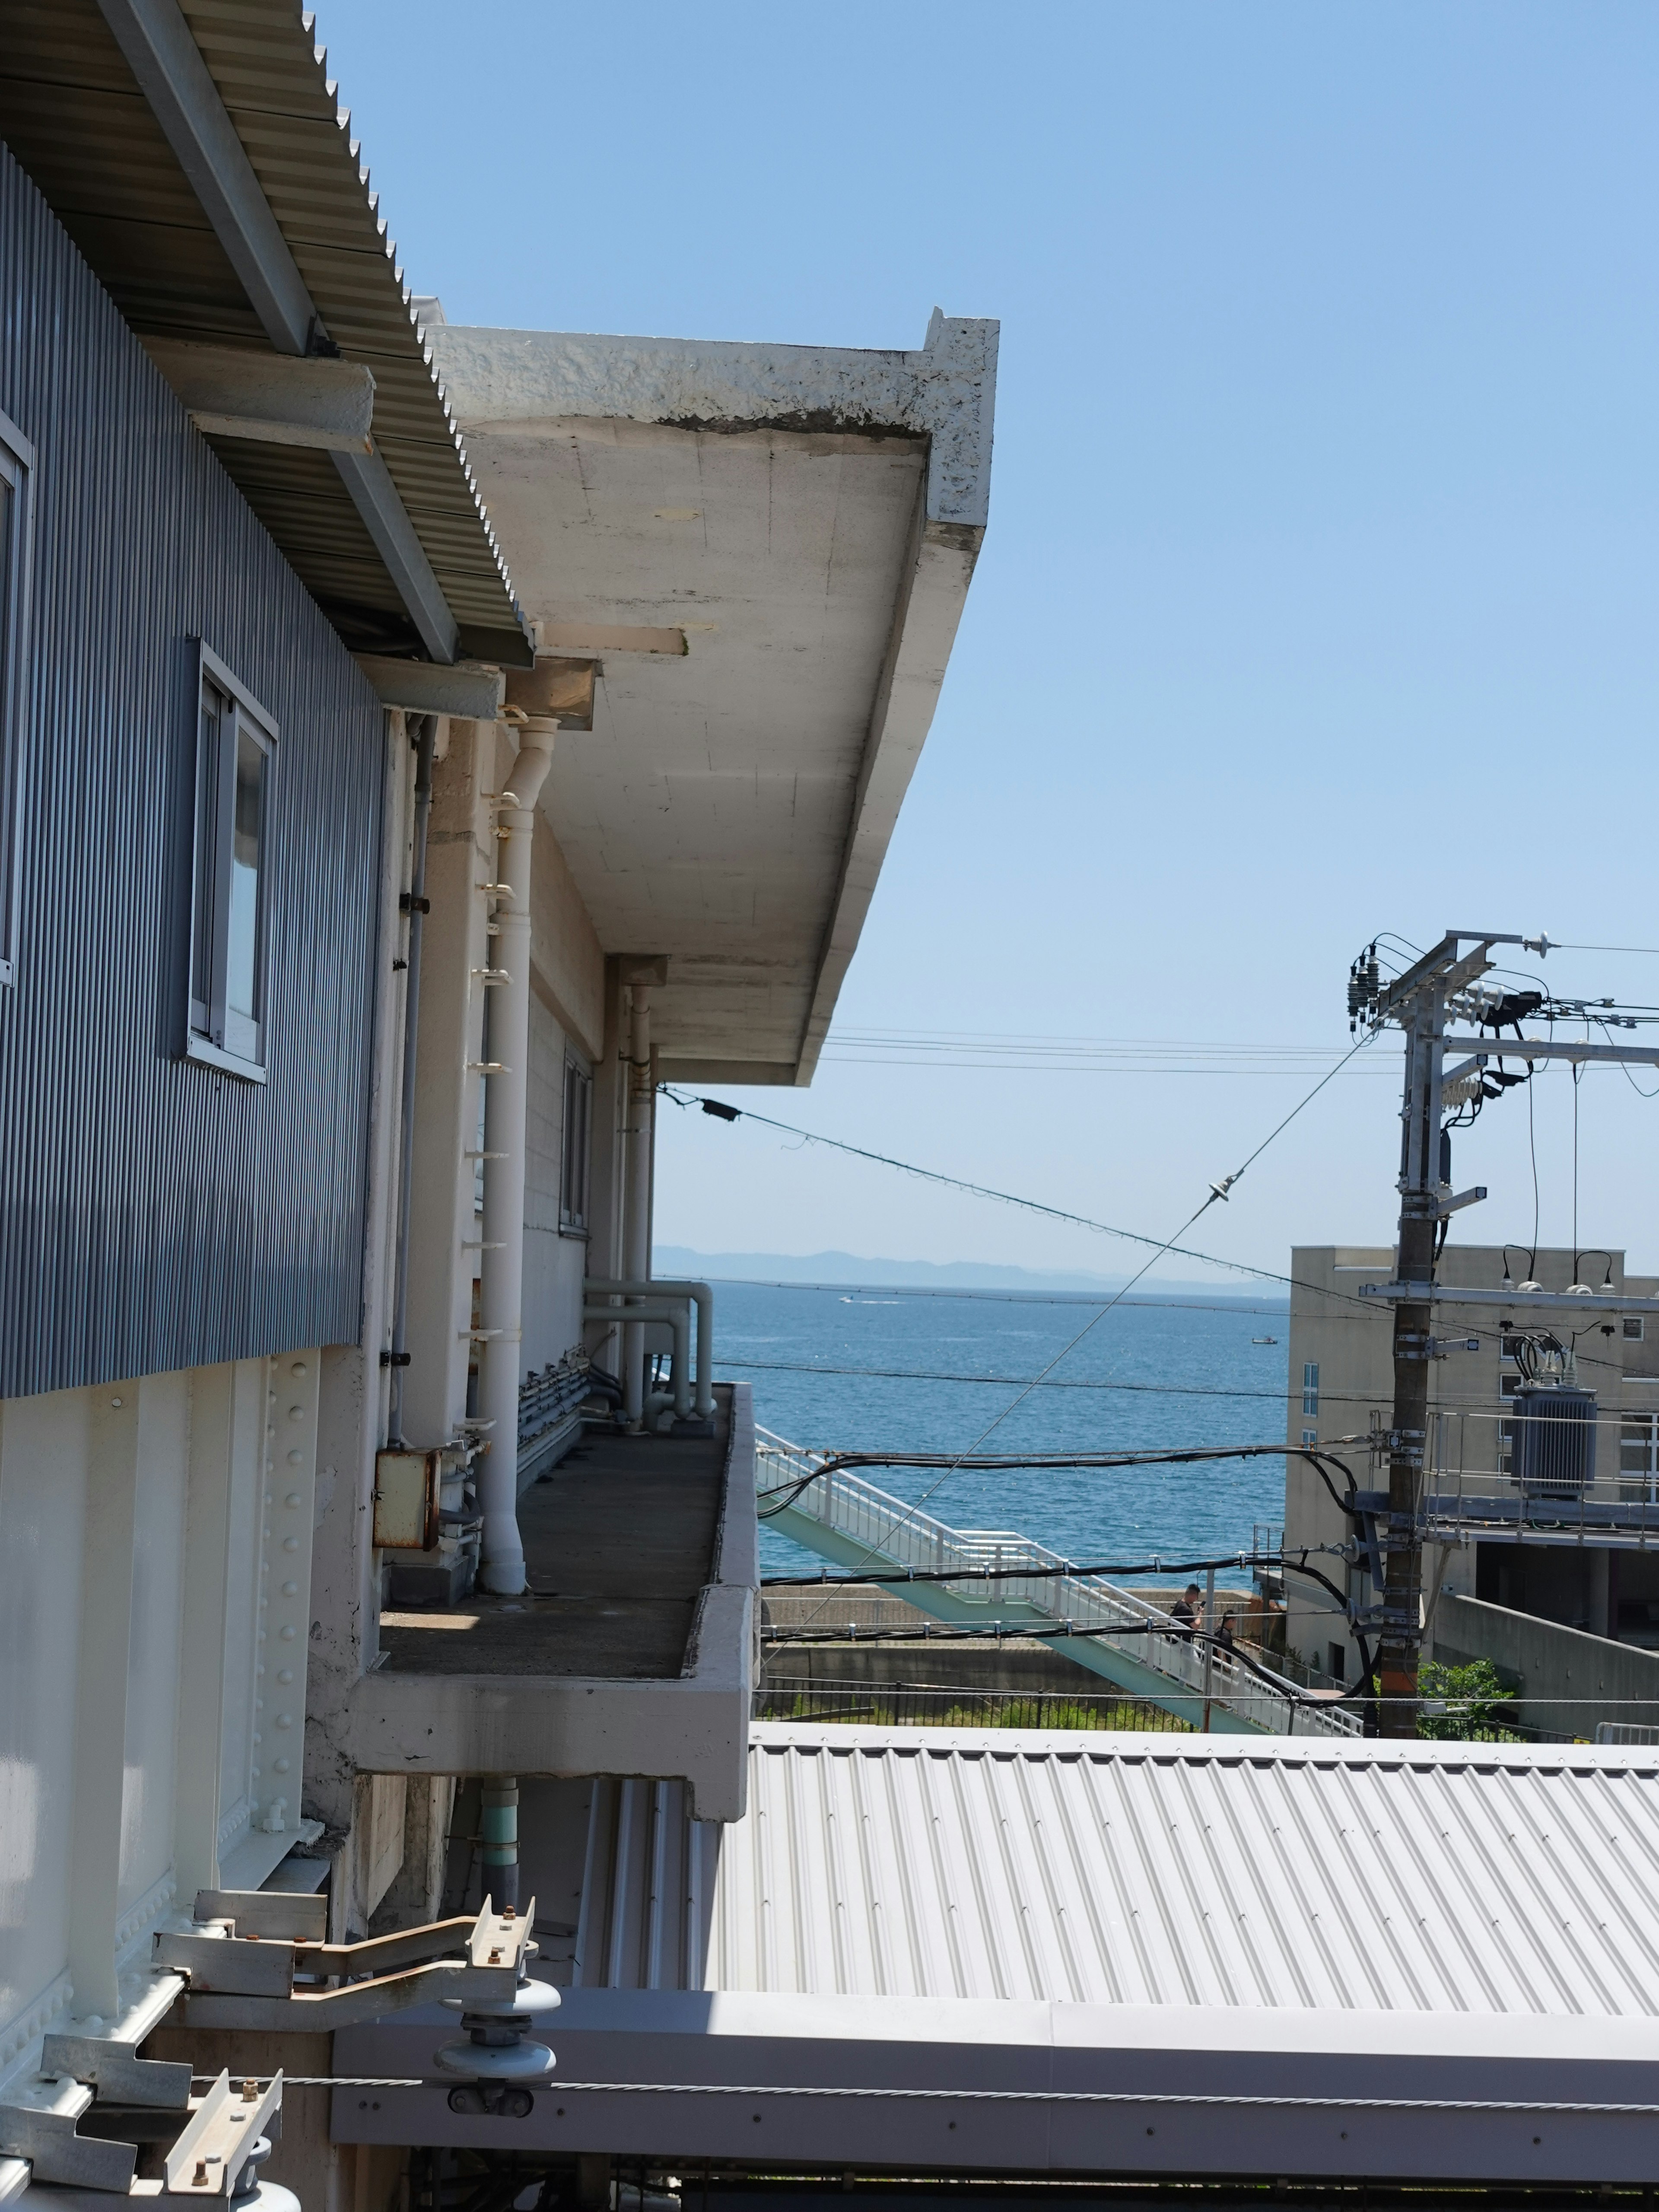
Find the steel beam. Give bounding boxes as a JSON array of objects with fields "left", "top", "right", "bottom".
[
  {"left": 1441, "top": 1035, "right": 1659, "bottom": 1066},
  {"left": 94, "top": 0, "right": 311, "bottom": 354},
  {"left": 95, "top": 0, "right": 459, "bottom": 661},
  {"left": 1359, "top": 1283, "right": 1659, "bottom": 1314}
]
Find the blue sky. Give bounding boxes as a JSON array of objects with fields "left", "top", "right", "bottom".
[{"left": 321, "top": 1, "right": 1659, "bottom": 1282}]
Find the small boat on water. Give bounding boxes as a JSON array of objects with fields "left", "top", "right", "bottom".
[{"left": 1252, "top": 1334, "right": 1279, "bottom": 1345}]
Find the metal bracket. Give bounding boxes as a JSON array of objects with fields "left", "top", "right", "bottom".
[
  {"left": 1437, "top": 1185, "right": 1488, "bottom": 1218},
  {"left": 170, "top": 1898, "right": 528, "bottom": 2031},
  {"left": 165, "top": 2072, "right": 281, "bottom": 2198},
  {"left": 40, "top": 2034, "right": 191, "bottom": 2110},
  {"left": 0, "top": 2079, "right": 138, "bottom": 2190}
]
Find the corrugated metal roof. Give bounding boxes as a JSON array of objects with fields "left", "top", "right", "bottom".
[
  {"left": 0, "top": 0, "right": 529, "bottom": 663},
  {"left": 575, "top": 1725, "right": 1659, "bottom": 2017}
]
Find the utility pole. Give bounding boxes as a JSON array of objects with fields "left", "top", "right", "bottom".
[
  {"left": 1379, "top": 984, "right": 1444, "bottom": 1737},
  {"left": 1351, "top": 932, "right": 1514, "bottom": 1736}
]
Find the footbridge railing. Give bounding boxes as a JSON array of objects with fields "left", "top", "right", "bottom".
[{"left": 755, "top": 1429, "right": 1360, "bottom": 1739}]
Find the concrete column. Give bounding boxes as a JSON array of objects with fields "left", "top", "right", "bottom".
[
  {"left": 478, "top": 718, "right": 558, "bottom": 1595},
  {"left": 306, "top": 718, "right": 409, "bottom": 1830},
  {"left": 172, "top": 1363, "right": 235, "bottom": 1897},
  {"left": 622, "top": 985, "right": 652, "bottom": 1427},
  {"left": 67, "top": 1385, "right": 140, "bottom": 2022},
  {"left": 403, "top": 718, "right": 497, "bottom": 1448},
  {"left": 584, "top": 960, "right": 627, "bottom": 1380}
]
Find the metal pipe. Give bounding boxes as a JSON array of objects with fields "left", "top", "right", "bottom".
[
  {"left": 477, "top": 718, "right": 557, "bottom": 1596},
  {"left": 585, "top": 1278, "right": 714, "bottom": 1418},
  {"left": 582, "top": 1297, "right": 690, "bottom": 1422},
  {"left": 480, "top": 1776, "right": 518, "bottom": 1913},
  {"left": 386, "top": 712, "right": 436, "bottom": 1447},
  {"left": 621, "top": 988, "right": 653, "bottom": 1429}
]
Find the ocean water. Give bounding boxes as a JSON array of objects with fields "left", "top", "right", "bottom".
[{"left": 708, "top": 1281, "right": 1292, "bottom": 1590}]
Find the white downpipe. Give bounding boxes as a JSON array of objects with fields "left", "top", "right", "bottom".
[
  {"left": 585, "top": 1278, "right": 714, "bottom": 1419},
  {"left": 477, "top": 716, "right": 557, "bottom": 1596},
  {"left": 621, "top": 988, "right": 653, "bottom": 1429}
]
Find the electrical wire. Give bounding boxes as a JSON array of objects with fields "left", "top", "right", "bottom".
[
  {"left": 760, "top": 1546, "right": 1341, "bottom": 1588},
  {"left": 664, "top": 1095, "right": 1383, "bottom": 1317}
]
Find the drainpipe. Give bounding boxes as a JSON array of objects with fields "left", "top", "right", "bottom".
[
  {"left": 622, "top": 986, "right": 653, "bottom": 1430},
  {"left": 477, "top": 717, "right": 558, "bottom": 1596},
  {"left": 480, "top": 1777, "right": 518, "bottom": 1912},
  {"left": 386, "top": 713, "right": 436, "bottom": 1448}
]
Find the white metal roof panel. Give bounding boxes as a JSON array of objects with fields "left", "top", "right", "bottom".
[{"left": 572, "top": 1726, "right": 1659, "bottom": 2017}]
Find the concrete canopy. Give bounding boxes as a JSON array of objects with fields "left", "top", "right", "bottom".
[{"left": 429, "top": 310, "right": 997, "bottom": 1085}]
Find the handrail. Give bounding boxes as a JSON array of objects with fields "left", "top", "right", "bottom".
[{"left": 754, "top": 1429, "right": 1359, "bottom": 1739}]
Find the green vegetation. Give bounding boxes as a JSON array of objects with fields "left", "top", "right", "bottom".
[
  {"left": 754, "top": 1688, "right": 1190, "bottom": 1733},
  {"left": 1416, "top": 1658, "right": 1521, "bottom": 1741}
]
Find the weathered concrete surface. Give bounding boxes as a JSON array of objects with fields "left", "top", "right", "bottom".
[
  {"left": 344, "top": 1387, "right": 757, "bottom": 1821},
  {"left": 1434, "top": 1592, "right": 1659, "bottom": 1737},
  {"left": 426, "top": 311, "right": 997, "bottom": 1086},
  {"left": 430, "top": 311, "right": 997, "bottom": 530}
]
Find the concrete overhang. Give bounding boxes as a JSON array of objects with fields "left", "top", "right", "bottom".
[
  {"left": 429, "top": 308, "right": 997, "bottom": 1084},
  {"left": 341, "top": 1389, "right": 758, "bottom": 1822}
]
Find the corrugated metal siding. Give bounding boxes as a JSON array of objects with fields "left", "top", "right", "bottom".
[
  {"left": 0, "top": 141, "right": 383, "bottom": 1398},
  {"left": 575, "top": 1729, "right": 1659, "bottom": 2018}
]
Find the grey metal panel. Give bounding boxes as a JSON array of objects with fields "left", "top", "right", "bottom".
[
  {"left": 576, "top": 1726, "right": 1659, "bottom": 2018},
  {"left": 0, "top": 139, "right": 382, "bottom": 1397}
]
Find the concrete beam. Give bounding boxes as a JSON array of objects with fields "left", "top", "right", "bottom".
[
  {"left": 354, "top": 656, "right": 504, "bottom": 721},
  {"left": 143, "top": 338, "right": 375, "bottom": 451}
]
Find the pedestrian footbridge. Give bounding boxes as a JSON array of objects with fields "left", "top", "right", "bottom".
[{"left": 755, "top": 1429, "right": 1360, "bottom": 1737}]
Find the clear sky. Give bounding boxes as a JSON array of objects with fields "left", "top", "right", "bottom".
[{"left": 321, "top": 0, "right": 1659, "bottom": 1285}]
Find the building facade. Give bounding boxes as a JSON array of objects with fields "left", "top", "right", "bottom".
[{"left": 1284, "top": 1243, "right": 1659, "bottom": 1689}]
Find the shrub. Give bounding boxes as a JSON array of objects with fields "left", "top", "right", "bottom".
[{"left": 1416, "top": 1658, "right": 1519, "bottom": 1740}]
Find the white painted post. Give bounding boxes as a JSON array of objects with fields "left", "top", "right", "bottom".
[
  {"left": 67, "top": 1385, "right": 141, "bottom": 2021},
  {"left": 1200, "top": 1565, "right": 1217, "bottom": 1733},
  {"left": 172, "top": 1364, "right": 236, "bottom": 1895},
  {"left": 622, "top": 985, "right": 652, "bottom": 1429},
  {"left": 478, "top": 718, "right": 558, "bottom": 1594}
]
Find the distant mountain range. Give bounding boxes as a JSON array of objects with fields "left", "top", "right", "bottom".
[{"left": 652, "top": 1245, "right": 1273, "bottom": 1298}]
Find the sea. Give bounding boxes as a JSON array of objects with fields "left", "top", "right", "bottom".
[{"left": 706, "top": 1280, "right": 1293, "bottom": 1591}]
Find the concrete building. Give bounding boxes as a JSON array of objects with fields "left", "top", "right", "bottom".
[{"left": 1284, "top": 1243, "right": 1659, "bottom": 1704}]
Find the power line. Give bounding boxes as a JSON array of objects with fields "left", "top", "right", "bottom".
[
  {"left": 664, "top": 1094, "right": 1379, "bottom": 1313},
  {"left": 671, "top": 1277, "right": 1294, "bottom": 1315},
  {"left": 761, "top": 1547, "right": 1335, "bottom": 1588},
  {"left": 720, "top": 1354, "right": 1611, "bottom": 1405}
]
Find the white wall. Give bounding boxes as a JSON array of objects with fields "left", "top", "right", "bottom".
[{"left": 0, "top": 1353, "right": 320, "bottom": 2085}]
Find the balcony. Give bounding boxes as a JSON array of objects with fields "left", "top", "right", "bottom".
[{"left": 343, "top": 1383, "right": 756, "bottom": 1820}]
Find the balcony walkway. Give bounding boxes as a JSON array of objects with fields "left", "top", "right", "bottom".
[{"left": 380, "top": 1403, "right": 731, "bottom": 1678}]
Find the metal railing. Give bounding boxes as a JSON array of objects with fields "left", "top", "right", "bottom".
[
  {"left": 1399, "top": 1403, "right": 1659, "bottom": 1546},
  {"left": 756, "top": 1430, "right": 1360, "bottom": 1738}
]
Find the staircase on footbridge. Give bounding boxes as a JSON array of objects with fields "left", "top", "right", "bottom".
[{"left": 756, "top": 1429, "right": 1360, "bottom": 1739}]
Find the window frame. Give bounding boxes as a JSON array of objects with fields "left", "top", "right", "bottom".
[
  {"left": 1301, "top": 1360, "right": 1319, "bottom": 1417},
  {"left": 559, "top": 1052, "right": 593, "bottom": 1236},
  {"left": 187, "top": 642, "right": 277, "bottom": 1083},
  {"left": 0, "top": 404, "right": 36, "bottom": 990}
]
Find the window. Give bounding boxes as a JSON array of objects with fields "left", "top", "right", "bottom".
[
  {"left": 559, "top": 1055, "right": 592, "bottom": 1232},
  {"left": 0, "top": 406, "right": 35, "bottom": 988},
  {"left": 1327, "top": 1643, "right": 1346, "bottom": 1684},
  {"left": 1301, "top": 1427, "right": 1318, "bottom": 1449},
  {"left": 189, "top": 645, "right": 275, "bottom": 1077},
  {"left": 1301, "top": 1361, "right": 1319, "bottom": 1417},
  {"left": 1626, "top": 1318, "right": 1646, "bottom": 1343},
  {"left": 1622, "top": 1414, "right": 1659, "bottom": 1502}
]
